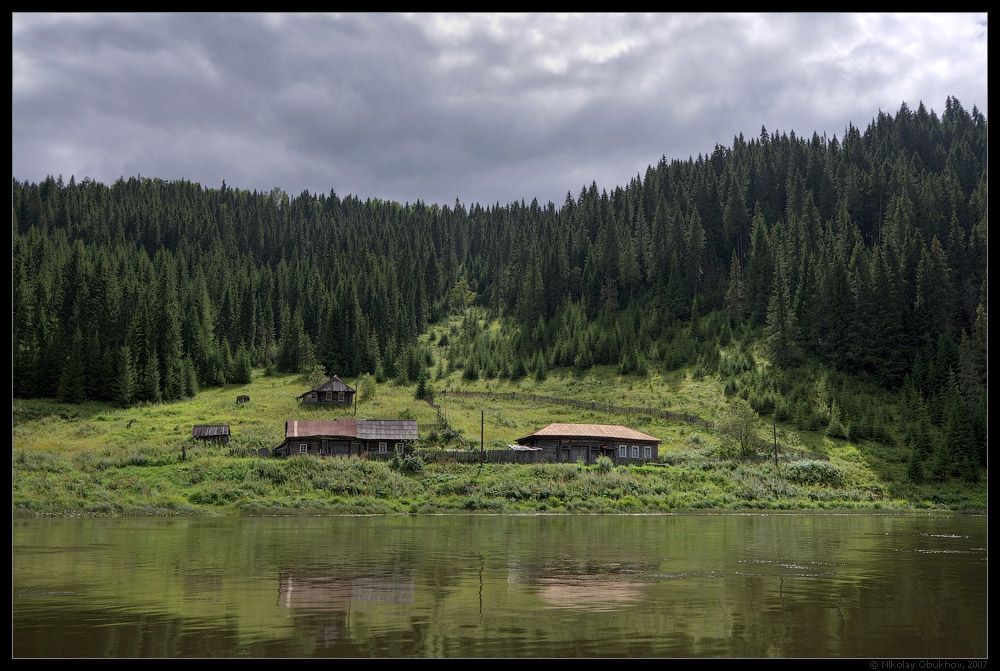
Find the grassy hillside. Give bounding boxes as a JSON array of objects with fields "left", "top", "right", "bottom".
[{"left": 12, "top": 340, "right": 985, "bottom": 515}]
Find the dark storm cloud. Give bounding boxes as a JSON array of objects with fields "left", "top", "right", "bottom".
[{"left": 13, "top": 13, "right": 988, "bottom": 208}]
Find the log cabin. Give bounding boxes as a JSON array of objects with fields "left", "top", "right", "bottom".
[
  {"left": 273, "top": 418, "right": 418, "bottom": 457},
  {"left": 297, "top": 375, "right": 356, "bottom": 406},
  {"left": 514, "top": 423, "right": 660, "bottom": 465}
]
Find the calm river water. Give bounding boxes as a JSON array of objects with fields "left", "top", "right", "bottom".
[{"left": 13, "top": 514, "right": 987, "bottom": 657}]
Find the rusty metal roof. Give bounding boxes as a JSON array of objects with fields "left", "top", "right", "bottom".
[
  {"left": 515, "top": 423, "right": 660, "bottom": 444},
  {"left": 285, "top": 419, "right": 417, "bottom": 441},
  {"left": 193, "top": 424, "right": 230, "bottom": 438}
]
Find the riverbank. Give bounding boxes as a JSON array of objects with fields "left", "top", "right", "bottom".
[{"left": 13, "top": 453, "right": 986, "bottom": 517}]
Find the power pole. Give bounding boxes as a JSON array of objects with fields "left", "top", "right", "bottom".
[{"left": 773, "top": 417, "right": 778, "bottom": 467}]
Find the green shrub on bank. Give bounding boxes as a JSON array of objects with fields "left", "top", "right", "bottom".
[{"left": 785, "top": 460, "right": 846, "bottom": 488}]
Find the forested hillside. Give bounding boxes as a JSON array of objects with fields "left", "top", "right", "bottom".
[{"left": 12, "top": 97, "right": 987, "bottom": 482}]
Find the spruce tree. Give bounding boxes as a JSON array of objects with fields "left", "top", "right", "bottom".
[
  {"left": 57, "top": 329, "right": 87, "bottom": 403},
  {"left": 113, "top": 345, "right": 137, "bottom": 407}
]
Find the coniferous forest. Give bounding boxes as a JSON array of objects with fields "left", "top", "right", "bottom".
[{"left": 12, "top": 98, "right": 987, "bottom": 483}]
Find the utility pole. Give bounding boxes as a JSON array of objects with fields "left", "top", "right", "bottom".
[
  {"left": 773, "top": 417, "right": 778, "bottom": 467},
  {"left": 481, "top": 409, "right": 485, "bottom": 466}
]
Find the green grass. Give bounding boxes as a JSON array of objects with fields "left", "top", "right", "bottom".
[{"left": 12, "top": 339, "right": 986, "bottom": 515}]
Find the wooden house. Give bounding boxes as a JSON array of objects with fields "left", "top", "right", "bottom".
[
  {"left": 273, "top": 419, "right": 418, "bottom": 457},
  {"left": 514, "top": 423, "right": 660, "bottom": 465},
  {"left": 192, "top": 424, "right": 231, "bottom": 445},
  {"left": 297, "top": 375, "right": 356, "bottom": 406}
]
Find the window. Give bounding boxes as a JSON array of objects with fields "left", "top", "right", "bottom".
[
  {"left": 395, "top": 443, "right": 404, "bottom": 453},
  {"left": 338, "top": 392, "right": 345, "bottom": 402},
  {"left": 309, "top": 392, "right": 317, "bottom": 402},
  {"left": 618, "top": 444, "right": 627, "bottom": 458},
  {"left": 299, "top": 443, "right": 308, "bottom": 454},
  {"left": 326, "top": 391, "right": 333, "bottom": 401},
  {"left": 643, "top": 446, "right": 652, "bottom": 459},
  {"left": 379, "top": 442, "right": 388, "bottom": 453},
  {"left": 631, "top": 445, "right": 639, "bottom": 458}
]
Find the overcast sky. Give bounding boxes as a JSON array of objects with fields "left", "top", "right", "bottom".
[{"left": 12, "top": 13, "right": 988, "bottom": 208}]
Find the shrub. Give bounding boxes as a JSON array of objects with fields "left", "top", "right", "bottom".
[
  {"left": 391, "top": 453, "right": 425, "bottom": 476},
  {"left": 785, "top": 460, "right": 845, "bottom": 488},
  {"left": 595, "top": 455, "right": 614, "bottom": 472}
]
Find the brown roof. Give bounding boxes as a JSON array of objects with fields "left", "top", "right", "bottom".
[
  {"left": 193, "top": 424, "right": 230, "bottom": 438},
  {"left": 285, "top": 419, "right": 417, "bottom": 441},
  {"left": 312, "top": 375, "right": 355, "bottom": 394},
  {"left": 515, "top": 423, "right": 660, "bottom": 445}
]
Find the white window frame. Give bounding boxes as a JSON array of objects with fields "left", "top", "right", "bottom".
[
  {"left": 631, "top": 445, "right": 640, "bottom": 458},
  {"left": 338, "top": 391, "right": 345, "bottom": 402},
  {"left": 395, "top": 442, "right": 404, "bottom": 453},
  {"left": 644, "top": 446, "right": 652, "bottom": 459},
  {"left": 326, "top": 391, "right": 333, "bottom": 401},
  {"left": 618, "top": 444, "right": 627, "bottom": 458},
  {"left": 378, "top": 441, "right": 388, "bottom": 453},
  {"left": 299, "top": 443, "right": 308, "bottom": 454}
]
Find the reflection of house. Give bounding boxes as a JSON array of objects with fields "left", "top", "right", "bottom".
[
  {"left": 192, "top": 424, "right": 230, "bottom": 444},
  {"left": 297, "top": 375, "right": 355, "bottom": 405},
  {"left": 273, "top": 419, "right": 418, "bottom": 457},
  {"left": 536, "top": 577, "right": 648, "bottom": 612},
  {"left": 278, "top": 572, "right": 415, "bottom": 608},
  {"left": 514, "top": 423, "right": 660, "bottom": 465}
]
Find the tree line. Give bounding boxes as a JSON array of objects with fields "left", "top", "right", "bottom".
[{"left": 13, "top": 97, "right": 986, "bottom": 480}]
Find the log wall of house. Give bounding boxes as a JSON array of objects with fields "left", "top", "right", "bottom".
[{"left": 520, "top": 437, "right": 658, "bottom": 465}]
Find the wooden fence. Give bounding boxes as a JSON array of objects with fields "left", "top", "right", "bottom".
[
  {"left": 423, "top": 395, "right": 468, "bottom": 447},
  {"left": 227, "top": 447, "right": 272, "bottom": 458},
  {"left": 414, "top": 449, "right": 549, "bottom": 465}
]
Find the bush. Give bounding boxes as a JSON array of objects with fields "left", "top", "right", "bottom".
[
  {"left": 391, "top": 453, "right": 425, "bottom": 476},
  {"left": 595, "top": 455, "right": 614, "bottom": 472},
  {"left": 785, "top": 461, "right": 845, "bottom": 488}
]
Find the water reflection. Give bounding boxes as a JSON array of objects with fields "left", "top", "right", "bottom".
[
  {"left": 536, "top": 577, "right": 649, "bottom": 612},
  {"left": 13, "top": 515, "right": 988, "bottom": 658},
  {"left": 278, "top": 572, "right": 415, "bottom": 609}
]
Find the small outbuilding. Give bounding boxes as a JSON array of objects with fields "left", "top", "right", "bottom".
[
  {"left": 274, "top": 419, "right": 418, "bottom": 457},
  {"left": 236, "top": 395, "right": 250, "bottom": 404},
  {"left": 514, "top": 423, "right": 660, "bottom": 465},
  {"left": 192, "top": 424, "right": 231, "bottom": 445},
  {"left": 297, "top": 375, "right": 356, "bottom": 406}
]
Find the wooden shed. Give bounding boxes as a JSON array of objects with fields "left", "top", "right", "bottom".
[
  {"left": 297, "top": 375, "right": 356, "bottom": 406},
  {"left": 274, "top": 419, "right": 418, "bottom": 457},
  {"left": 514, "top": 423, "right": 660, "bottom": 465},
  {"left": 192, "top": 424, "right": 231, "bottom": 445}
]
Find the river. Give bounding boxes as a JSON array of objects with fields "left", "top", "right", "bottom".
[{"left": 13, "top": 514, "right": 987, "bottom": 657}]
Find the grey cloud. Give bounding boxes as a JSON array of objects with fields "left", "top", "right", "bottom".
[{"left": 13, "top": 12, "right": 987, "bottom": 207}]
